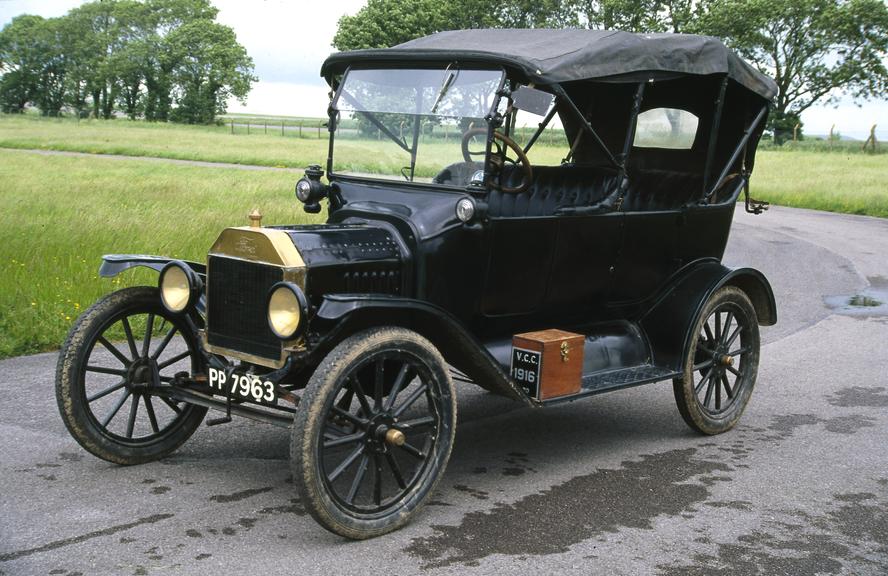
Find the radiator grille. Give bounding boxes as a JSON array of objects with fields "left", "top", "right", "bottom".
[{"left": 206, "top": 256, "right": 283, "bottom": 362}]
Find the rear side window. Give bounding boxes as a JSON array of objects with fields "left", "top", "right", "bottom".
[{"left": 633, "top": 108, "right": 699, "bottom": 149}]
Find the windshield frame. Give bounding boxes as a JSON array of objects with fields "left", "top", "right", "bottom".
[{"left": 326, "top": 64, "right": 507, "bottom": 192}]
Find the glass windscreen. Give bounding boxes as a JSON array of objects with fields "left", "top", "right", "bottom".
[{"left": 331, "top": 67, "right": 503, "bottom": 186}]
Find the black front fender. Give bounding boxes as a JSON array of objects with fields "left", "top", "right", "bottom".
[
  {"left": 99, "top": 254, "right": 206, "bottom": 280},
  {"left": 310, "top": 294, "right": 534, "bottom": 406},
  {"left": 640, "top": 260, "right": 777, "bottom": 372}
]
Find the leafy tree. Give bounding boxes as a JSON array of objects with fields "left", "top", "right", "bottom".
[
  {"left": 0, "top": 0, "right": 251, "bottom": 123},
  {"left": 166, "top": 21, "right": 255, "bottom": 123},
  {"left": 0, "top": 15, "right": 45, "bottom": 113},
  {"left": 497, "top": 0, "right": 580, "bottom": 27},
  {"left": 333, "top": 0, "right": 501, "bottom": 50},
  {"left": 696, "top": 0, "right": 888, "bottom": 142},
  {"left": 0, "top": 14, "right": 69, "bottom": 115},
  {"left": 65, "top": 0, "right": 123, "bottom": 119},
  {"left": 139, "top": 0, "right": 220, "bottom": 121}
]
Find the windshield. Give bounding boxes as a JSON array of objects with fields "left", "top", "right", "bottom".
[{"left": 331, "top": 67, "right": 503, "bottom": 187}]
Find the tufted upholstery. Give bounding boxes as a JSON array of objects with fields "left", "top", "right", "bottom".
[
  {"left": 622, "top": 170, "right": 702, "bottom": 212},
  {"left": 488, "top": 165, "right": 622, "bottom": 218},
  {"left": 487, "top": 165, "right": 704, "bottom": 217}
]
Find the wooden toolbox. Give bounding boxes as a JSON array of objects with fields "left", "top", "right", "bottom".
[{"left": 511, "top": 329, "right": 584, "bottom": 400}]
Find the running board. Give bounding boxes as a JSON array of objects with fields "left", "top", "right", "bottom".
[{"left": 541, "top": 365, "right": 679, "bottom": 406}]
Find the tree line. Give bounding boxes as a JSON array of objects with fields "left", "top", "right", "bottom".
[
  {"left": 334, "top": 0, "right": 888, "bottom": 141},
  {"left": 0, "top": 0, "right": 256, "bottom": 124}
]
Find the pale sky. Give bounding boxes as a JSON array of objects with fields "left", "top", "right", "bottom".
[{"left": 1, "top": 0, "right": 885, "bottom": 138}]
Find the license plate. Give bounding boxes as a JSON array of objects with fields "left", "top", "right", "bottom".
[{"left": 207, "top": 367, "right": 277, "bottom": 405}]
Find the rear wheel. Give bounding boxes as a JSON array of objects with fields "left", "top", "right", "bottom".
[
  {"left": 56, "top": 286, "right": 207, "bottom": 464},
  {"left": 673, "top": 286, "right": 760, "bottom": 435},
  {"left": 291, "top": 327, "right": 456, "bottom": 539}
]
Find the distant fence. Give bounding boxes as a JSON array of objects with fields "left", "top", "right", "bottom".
[
  {"left": 220, "top": 116, "right": 881, "bottom": 154},
  {"left": 221, "top": 116, "right": 568, "bottom": 147},
  {"left": 223, "top": 117, "right": 329, "bottom": 138}
]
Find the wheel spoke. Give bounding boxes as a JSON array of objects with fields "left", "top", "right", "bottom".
[
  {"left": 384, "top": 363, "right": 412, "bottom": 412},
  {"left": 720, "top": 374, "right": 731, "bottom": 405},
  {"left": 372, "top": 454, "right": 384, "bottom": 506},
  {"left": 346, "top": 455, "right": 369, "bottom": 505},
  {"left": 703, "top": 322, "right": 715, "bottom": 345},
  {"left": 728, "top": 347, "right": 749, "bottom": 357},
  {"left": 695, "top": 370, "right": 713, "bottom": 394},
  {"left": 143, "top": 395, "right": 160, "bottom": 434},
  {"left": 125, "top": 393, "right": 140, "bottom": 438},
  {"left": 714, "top": 311, "right": 722, "bottom": 342},
  {"left": 702, "top": 374, "right": 715, "bottom": 408},
  {"left": 157, "top": 350, "right": 190, "bottom": 370},
  {"left": 150, "top": 326, "right": 179, "bottom": 361},
  {"left": 158, "top": 396, "right": 183, "bottom": 415},
  {"left": 715, "top": 372, "right": 722, "bottom": 410},
  {"left": 141, "top": 313, "right": 155, "bottom": 358},
  {"left": 121, "top": 317, "right": 139, "bottom": 359},
  {"left": 726, "top": 364, "right": 743, "bottom": 378},
  {"left": 392, "top": 382, "right": 428, "bottom": 418},
  {"left": 331, "top": 406, "right": 368, "bottom": 427},
  {"left": 725, "top": 324, "right": 742, "bottom": 349},
  {"left": 87, "top": 380, "right": 126, "bottom": 403},
  {"left": 328, "top": 444, "right": 364, "bottom": 482},
  {"left": 398, "top": 440, "right": 426, "bottom": 460},
  {"left": 722, "top": 373, "right": 735, "bottom": 399},
  {"left": 86, "top": 365, "right": 127, "bottom": 376},
  {"left": 101, "top": 390, "right": 131, "bottom": 427},
  {"left": 720, "top": 312, "right": 734, "bottom": 346},
  {"left": 693, "top": 359, "right": 714, "bottom": 371},
  {"left": 398, "top": 415, "right": 436, "bottom": 432},
  {"left": 97, "top": 336, "right": 131, "bottom": 365},
  {"left": 336, "top": 388, "right": 354, "bottom": 413},
  {"left": 374, "top": 358, "right": 384, "bottom": 411},
  {"left": 348, "top": 376, "right": 373, "bottom": 417},
  {"left": 323, "top": 430, "right": 365, "bottom": 449},
  {"left": 385, "top": 451, "right": 407, "bottom": 489}
]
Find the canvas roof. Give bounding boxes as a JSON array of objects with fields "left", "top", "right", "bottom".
[{"left": 322, "top": 28, "right": 777, "bottom": 100}]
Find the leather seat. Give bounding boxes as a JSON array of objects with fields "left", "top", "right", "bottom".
[
  {"left": 488, "top": 165, "right": 622, "bottom": 218},
  {"left": 621, "top": 170, "right": 702, "bottom": 212}
]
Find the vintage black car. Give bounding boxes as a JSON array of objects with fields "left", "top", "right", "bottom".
[{"left": 56, "top": 29, "right": 777, "bottom": 539}]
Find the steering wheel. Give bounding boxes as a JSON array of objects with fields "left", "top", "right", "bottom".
[{"left": 461, "top": 128, "right": 533, "bottom": 194}]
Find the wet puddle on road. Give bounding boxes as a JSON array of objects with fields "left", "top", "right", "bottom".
[{"left": 824, "top": 276, "right": 888, "bottom": 317}]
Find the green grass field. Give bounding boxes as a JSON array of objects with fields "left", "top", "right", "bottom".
[
  {"left": 0, "top": 150, "right": 323, "bottom": 358},
  {"left": 0, "top": 115, "right": 886, "bottom": 358}
]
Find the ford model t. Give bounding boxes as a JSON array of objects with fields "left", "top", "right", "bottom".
[{"left": 56, "top": 29, "right": 777, "bottom": 539}]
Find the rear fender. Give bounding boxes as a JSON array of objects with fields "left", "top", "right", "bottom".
[
  {"left": 310, "top": 294, "right": 534, "bottom": 406},
  {"left": 640, "top": 261, "right": 776, "bottom": 372}
]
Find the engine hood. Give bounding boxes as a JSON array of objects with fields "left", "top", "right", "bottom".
[{"left": 209, "top": 224, "right": 404, "bottom": 302}]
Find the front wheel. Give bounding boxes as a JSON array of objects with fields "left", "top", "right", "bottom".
[
  {"left": 55, "top": 286, "right": 207, "bottom": 465},
  {"left": 291, "top": 327, "right": 457, "bottom": 539},
  {"left": 673, "top": 286, "right": 761, "bottom": 435}
]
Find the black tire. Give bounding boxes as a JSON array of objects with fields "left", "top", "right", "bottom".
[
  {"left": 291, "top": 327, "right": 457, "bottom": 539},
  {"left": 56, "top": 286, "right": 207, "bottom": 465},
  {"left": 673, "top": 286, "right": 760, "bottom": 435}
]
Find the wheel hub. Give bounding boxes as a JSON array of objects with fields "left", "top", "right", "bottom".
[
  {"left": 364, "top": 413, "right": 405, "bottom": 452},
  {"left": 127, "top": 358, "right": 158, "bottom": 391}
]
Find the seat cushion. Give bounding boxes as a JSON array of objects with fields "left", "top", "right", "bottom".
[
  {"left": 488, "top": 165, "right": 622, "bottom": 218},
  {"left": 622, "top": 170, "right": 702, "bottom": 211}
]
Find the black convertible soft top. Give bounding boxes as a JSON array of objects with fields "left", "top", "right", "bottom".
[{"left": 322, "top": 28, "right": 777, "bottom": 100}]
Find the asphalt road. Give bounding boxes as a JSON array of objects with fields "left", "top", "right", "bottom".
[{"left": 2, "top": 205, "right": 887, "bottom": 576}]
